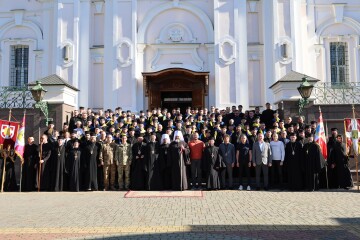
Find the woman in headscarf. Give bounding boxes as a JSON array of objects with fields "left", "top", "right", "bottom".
[{"left": 168, "top": 131, "right": 190, "bottom": 191}]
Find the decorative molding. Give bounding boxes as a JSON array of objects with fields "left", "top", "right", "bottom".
[
  {"left": 92, "top": 55, "right": 103, "bottom": 63},
  {"left": 116, "top": 38, "right": 133, "bottom": 68},
  {"left": 93, "top": 0, "right": 104, "bottom": 14},
  {"left": 248, "top": 1, "right": 258, "bottom": 13},
  {"left": 218, "top": 36, "right": 237, "bottom": 65},
  {"left": 332, "top": 3, "right": 346, "bottom": 23},
  {"left": 138, "top": 1, "right": 214, "bottom": 43},
  {"left": 150, "top": 44, "right": 203, "bottom": 71},
  {"left": 0, "top": 20, "right": 44, "bottom": 49},
  {"left": 156, "top": 23, "right": 197, "bottom": 43},
  {"left": 314, "top": 44, "right": 323, "bottom": 58},
  {"left": 11, "top": 9, "right": 25, "bottom": 26},
  {"left": 278, "top": 37, "right": 293, "bottom": 65},
  {"left": 60, "top": 40, "right": 75, "bottom": 68},
  {"left": 316, "top": 17, "right": 360, "bottom": 43}
]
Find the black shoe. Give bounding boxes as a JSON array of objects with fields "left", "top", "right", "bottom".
[
  {"left": 256, "top": 187, "right": 261, "bottom": 191},
  {"left": 264, "top": 187, "right": 269, "bottom": 191}
]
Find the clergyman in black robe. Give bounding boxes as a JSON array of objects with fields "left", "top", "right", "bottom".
[
  {"left": 130, "top": 136, "right": 147, "bottom": 190},
  {"left": 67, "top": 140, "right": 81, "bottom": 192},
  {"left": 22, "top": 137, "right": 38, "bottom": 191},
  {"left": 303, "top": 135, "right": 324, "bottom": 191},
  {"left": 145, "top": 133, "right": 162, "bottom": 190},
  {"left": 284, "top": 133, "right": 303, "bottom": 191},
  {"left": 203, "top": 137, "right": 221, "bottom": 190},
  {"left": 54, "top": 136, "right": 67, "bottom": 191},
  {"left": 0, "top": 151, "right": 18, "bottom": 192},
  {"left": 168, "top": 131, "right": 189, "bottom": 191},
  {"left": 159, "top": 134, "right": 171, "bottom": 190},
  {"left": 329, "top": 135, "right": 353, "bottom": 189},
  {"left": 81, "top": 133, "right": 100, "bottom": 191},
  {"left": 325, "top": 128, "right": 339, "bottom": 188},
  {"left": 36, "top": 135, "right": 53, "bottom": 191}
]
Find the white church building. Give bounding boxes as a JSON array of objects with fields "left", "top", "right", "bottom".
[{"left": 0, "top": 0, "right": 360, "bottom": 112}]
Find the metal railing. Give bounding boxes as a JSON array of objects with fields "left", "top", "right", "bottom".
[
  {"left": 313, "top": 82, "right": 360, "bottom": 105},
  {"left": 0, "top": 86, "right": 35, "bottom": 108}
]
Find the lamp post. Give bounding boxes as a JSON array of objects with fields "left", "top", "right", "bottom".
[
  {"left": 297, "top": 77, "right": 314, "bottom": 115},
  {"left": 30, "top": 81, "right": 49, "bottom": 126}
]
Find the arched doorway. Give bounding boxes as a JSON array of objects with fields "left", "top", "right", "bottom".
[{"left": 143, "top": 68, "right": 209, "bottom": 112}]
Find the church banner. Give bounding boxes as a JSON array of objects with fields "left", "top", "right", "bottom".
[
  {"left": 0, "top": 120, "right": 20, "bottom": 150},
  {"left": 344, "top": 118, "right": 360, "bottom": 155}
]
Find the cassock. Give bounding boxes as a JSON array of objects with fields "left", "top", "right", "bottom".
[
  {"left": 0, "top": 156, "right": 18, "bottom": 192},
  {"left": 22, "top": 143, "right": 38, "bottom": 191},
  {"left": 145, "top": 141, "right": 162, "bottom": 190},
  {"left": 131, "top": 142, "right": 147, "bottom": 190},
  {"left": 159, "top": 143, "right": 171, "bottom": 190},
  {"left": 54, "top": 143, "right": 67, "bottom": 191},
  {"left": 81, "top": 141, "right": 100, "bottom": 190},
  {"left": 284, "top": 141, "right": 303, "bottom": 191},
  {"left": 36, "top": 142, "right": 53, "bottom": 191},
  {"left": 303, "top": 142, "right": 324, "bottom": 191},
  {"left": 67, "top": 148, "right": 81, "bottom": 192},
  {"left": 203, "top": 145, "right": 221, "bottom": 190},
  {"left": 329, "top": 142, "right": 353, "bottom": 189},
  {"left": 326, "top": 136, "right": 338, "bottom": 188},
  {"left": 168, "top": 141, "right": 189, "bottom": 191}
]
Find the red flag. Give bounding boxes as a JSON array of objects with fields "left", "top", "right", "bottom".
[
  {"left": 315, "top": 111, "right": 328, "bottom": 160},
  {"left": 0, "top": 120, "right": 20, "bottom": 150}
]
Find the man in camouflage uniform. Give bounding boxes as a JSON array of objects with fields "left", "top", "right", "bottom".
[
  {"left": 117, "top": 135, "right": 132, "bottom": 190},
  {"left": 99, "top": 134, "right": 118, "bottom": 191}
]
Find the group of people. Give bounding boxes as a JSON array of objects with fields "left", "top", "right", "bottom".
[{"left": 0, "top": 103, "right": 354, "bottom": 192}]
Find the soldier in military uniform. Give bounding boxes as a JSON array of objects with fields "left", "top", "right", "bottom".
[
  {"left": 117, "top": 135, "right": 132, "bottom": 190},
  {"left": 99, "top": 134, "right": 118, "bottom": 191}
]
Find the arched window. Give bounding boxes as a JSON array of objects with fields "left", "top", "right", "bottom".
[
  {"left": 10, "top": 45, "right": 29, "bottom": 87},
  {"left": 330, "top": 42, "right": 348, "bottom": 85}
]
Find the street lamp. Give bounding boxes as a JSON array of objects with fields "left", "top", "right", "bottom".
[
  {"left": 30, "top": 81, "right": 49, "bottom": 126},
  {"left": 297, "top": 77, "right": 314, "bottom": 115}
]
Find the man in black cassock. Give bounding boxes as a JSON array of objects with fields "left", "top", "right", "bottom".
[
  {"left": 303, "top": 134, "right": 324, "bottom": 191},
  {"left": 0, "top": 149, "right": 18, "bottom": 192},
  {"left": 22, "top": 137, "right": 38, "bottom": 191},
  {"left": 329, "top": 134, "right": 353, "bottom": 189},
  {"left": 145, "top": 133, "right": 162, "bottom": 190},
  {"left": 130, "top": 135, "right": 147, "bottom": 190},
  {"left": 81, "top": 133, "right": 100, "bottom": 191},
  {"left": 168, "top": 130, "right": 189, "bottom": 191},
  {"left": 67, "top": 139, "right": 81, "bottom": 192},
  {"left": 159, "top": 134, "right": 171, "bottom": 190},
  {"left": 203, "top": 137, "right": 222, "bottom": 190},
  {"left": 36, "top": 134, "right": 53, "bottom": 191},
  {"left": 284, "top": 133, "right": 303, "bottom": 191},
  {"left": 54, "top": 136, "right": 67, "bottom": 191},
  {"left": 326, "top": 128, "right": 338, "bottom": 188}
]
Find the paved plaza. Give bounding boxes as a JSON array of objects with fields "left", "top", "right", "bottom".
[{"left": 0, "top": 189, "right": 359, "bottom": 240}]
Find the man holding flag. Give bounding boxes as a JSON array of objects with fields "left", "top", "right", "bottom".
[
  {"left": 328, "top": 134, "right": 353, "bottom": 189},
  {"left": 314, "top": 109, "right": 328, "bottom": 189}
]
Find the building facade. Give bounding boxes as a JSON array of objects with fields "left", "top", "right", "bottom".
[{"left": 0, "top": 0, "right": 360, "bottom": 112}]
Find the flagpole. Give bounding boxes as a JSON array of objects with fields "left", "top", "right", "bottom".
[
  {"left": 1, "top": 109, "right": 12, "bottom": 193},
  {"left": 319, "top": 106, "right": 329, "bottom": 189},
  {"left": 352, "top": 105, "right": 359, "bottom": 191},
  {"left": 19, "top": 110, "right": 26, "bottom": 192}
]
